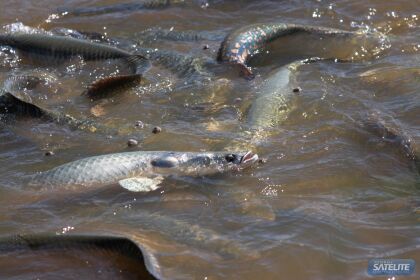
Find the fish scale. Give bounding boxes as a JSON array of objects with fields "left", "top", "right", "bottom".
[
  {"left": 30, "top": 152, "right": 151, "bottom": 189},
  {"left": 0, "top": 33, "right": 151, "bottom": 98},
  {"left": 28, "top": 151, "right": 258, "bottom": 191}
]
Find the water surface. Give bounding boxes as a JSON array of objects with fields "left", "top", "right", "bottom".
[{"left": 0, "top": 0, "right": 419, "bottom": 279}]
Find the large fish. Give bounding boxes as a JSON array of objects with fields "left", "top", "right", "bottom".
[
  {"left": 29, "top": 150, "right": 258, "bottom": 191},
  {"left": 125, "top": 211, "right": 260, "bottom": 259},
  {"left": 224, "top": 59, "right": 305, "bottom": 151},
  {"left": 247, "top": 60, "right": 302, "bottom": 131},
  {"left": 0, "top": 233, "right": 160, "bottom": 279},
  {"left": 0, "top": 33, "right": 150, "bottom": 97},
  {"left": 218, "top": 23, "right": 387, "bottom": 77},
  {"left": 0, "top": 75, "right": 117, "bottom": 134}
]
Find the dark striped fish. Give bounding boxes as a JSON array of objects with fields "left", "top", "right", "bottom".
[
  {"left": 0, "top": 33, "right": 150, "bottom": 97},
  {"left": 0, "top": 233, "right": 159, "bottom": 279},
  {"left": 217, "top": 23, "right": 380, "bottom": 77}
]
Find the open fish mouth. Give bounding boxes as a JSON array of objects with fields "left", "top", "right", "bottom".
[{"left": 240, "top": 151, "right": 259, "bottom": 165}]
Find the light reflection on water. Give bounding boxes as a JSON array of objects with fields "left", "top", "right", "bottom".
[{"left": 0, "top": 0, "right": 419, "bottom": 279}]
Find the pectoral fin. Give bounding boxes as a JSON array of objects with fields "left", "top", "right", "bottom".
[{"left": 118, "top": 176, "right": 163, "bottom": 192}]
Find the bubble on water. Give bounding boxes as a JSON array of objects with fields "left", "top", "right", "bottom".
[
  {"left": 2, "top": 22, "right": 50, "bottom": 35},
  {"left": 61, "top": 226, "right": 75, "bottom": 234},
  {"left": 312, "top": 8, "right": 322, "bottom": 18},
  {"left": 45, "top": 13, "right": 61, "bottom": 24}
]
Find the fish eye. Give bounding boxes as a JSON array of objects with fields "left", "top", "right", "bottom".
[{"left": 225, "top": 154, "right": 236, "bottom": 163}]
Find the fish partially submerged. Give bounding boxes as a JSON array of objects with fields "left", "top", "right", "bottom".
[
  {"left": 246, "top": 60, "right": 302, "bottom": 131},
  {"left": 362, "top": 111, "right": 419, "bottom": 173},
  {"left": 0, "top": 75, "right": 119, "bottom": 134},
  {"left": 0, "top": 33, "right": 150, "bottom": 97},
  {"left": 124, "top": 211, "right": 260, "bottom": 259},
  {"left": 29, "top": 150, "right": 258, "bottom": 191},
  {"left": 218, "top": 23, "right": 387, "bottom": 77},
  {"left": 0, "top": 233, "right": 160, "bottom": 279}
]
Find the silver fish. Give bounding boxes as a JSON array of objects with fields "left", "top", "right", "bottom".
[
  {"left": 128, "top": 211, "right": 260, "bottom": 259},
  {"left": 29, "top": 151, "right": 258, "bottom": 191},
  {"left": 247, "top": 61, "right": 301, "bottom": 130},
  {"left": 0, "top": 33, "right": 150, "bottom": 97}
]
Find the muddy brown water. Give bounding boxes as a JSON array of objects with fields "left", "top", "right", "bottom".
[{"left": 0, "top": 0, "right": 419, "bottom": 279}]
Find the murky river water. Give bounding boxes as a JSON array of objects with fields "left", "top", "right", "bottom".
[{"left": 0, "top": 0, "right": 419, "bottom": 279}]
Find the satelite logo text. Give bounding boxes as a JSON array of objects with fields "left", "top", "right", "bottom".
[{"left": 367, "top": 259, "right": 415, "bottom": 276}]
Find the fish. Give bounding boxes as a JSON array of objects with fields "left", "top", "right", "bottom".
[
  {"left": 0, "top": 75, "right": 117, "bottom": 134},
  {"left": 0, "top": 233, "right": 160, "bottom": 279},
  {"left": 135, "top": 47, "right": 214, "bottom": 79},
  {"left": 0, "top": 33, "right": 150, "bottom": 97},
  {"left": 224, "top": 59, "right": 305, "bottom": 152},
  {"left": 29, "top": 150, "right": 259, "bottom": 191},
  {"left": 246, "top": 60, "right": 302, "bottom": 131},
  {"left": 362, "top": 111, "right": 419, "bottom": 173},
  {"left": 217, "top": 23, "right": 386, "bottom": 77},
  {"left": 128, "top": 211, "right": 260, "bottom": 259},
  {"left": 137, "top": 27, "right": 224, "bottom": 43}
]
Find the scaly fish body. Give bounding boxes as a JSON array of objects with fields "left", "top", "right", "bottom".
[
  {"left": 0, "top": 33, "right": 133, "bottom": 61},
  {"left": 130, "top": 211, "right": 260, "bottom": 259},
  {"left": 247, "top": 61, "right": 300, "bottom": 130},
  {"left": 0, "top": 33, "right": 150, "bottom": 97},
  {"left": 217, "top": 23, "right": 374, "bottom": 77},
  {"left": 29, "top": 151, "right": 258, "bottom": 191}
]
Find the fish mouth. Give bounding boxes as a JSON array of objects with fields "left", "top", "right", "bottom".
[{"left": 240, "top": 151, "right": 259, "bottom": 165}]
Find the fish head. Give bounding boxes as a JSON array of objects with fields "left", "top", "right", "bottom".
[{"left": 150, "top": 151, "right": 259, "bottom": 176}]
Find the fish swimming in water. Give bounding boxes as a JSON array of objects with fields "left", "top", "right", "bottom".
[
  {"left": 246, "top": 60, "right": 302, "bottom": 131},
  {"left": 217, "top": 23, "right": 387, "bottom": 77},
  {"left": 126, "top": 211, "right": 260, "bottom": 259},
  {"left": 362, "top": 111, "right": 419, "bottom": 173},
  {"left": 0, "top": 75, "right": 120, "bottom": 134},
  {"left": 224, "top": 59, "right": 306, "bottom": 151},
  {"left": 29, "top": 150, "right": 258, "bottom": 191},
  {"left": 0, "top": 32, "right": 150, "bottom": 97},
  {"left": 0, "top": 233, "right": 160, "bottom": 279},
  {"left": 137, "top": 27, "right": 225, "bottom": 43}
]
